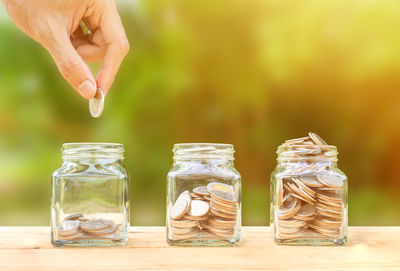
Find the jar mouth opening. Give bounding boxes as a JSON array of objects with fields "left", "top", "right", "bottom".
[
  {"left": 62, "top": 142, "right": 125, "bottom": 159},
  {"left": 173, "top": 143, "right": 234, "bottom": 160}
]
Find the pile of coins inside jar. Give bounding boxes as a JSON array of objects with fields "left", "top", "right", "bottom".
[
  {"left": 56, "top": 214, "right": 121, "bottom": 240},
  {"left": 169, "top": 182, "right": 238, "bottom": 240},
  {"left": 276, "top": 132, "right": 346, "bottom": 240}
]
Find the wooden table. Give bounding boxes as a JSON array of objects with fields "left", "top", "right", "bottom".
[{"left": 0, "top": 227, "right": 399, "bottom": 270}]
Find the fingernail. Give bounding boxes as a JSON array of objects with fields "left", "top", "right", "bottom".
[{"left": 78, "top": 80, "right": 97, "bottom": 99}]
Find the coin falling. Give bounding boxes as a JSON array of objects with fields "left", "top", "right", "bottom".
[{"left": 89, "top": 88, "right": 104, "bottom": 118}]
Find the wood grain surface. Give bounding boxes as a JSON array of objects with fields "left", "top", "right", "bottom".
[{"left": 0, "top": 226, "right": 399, "bottom": 270}]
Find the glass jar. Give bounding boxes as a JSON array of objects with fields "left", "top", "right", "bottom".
[
  {"left": 167, "top": 143, "right": 241, "bottom": 246},
  {"left": 51, "top": 143, "right": 130, "bottom": 247},
  {"left": 270, "top": 133, "right": 348, "bottom": 246}
]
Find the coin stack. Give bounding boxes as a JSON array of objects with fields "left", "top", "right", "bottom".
[
  {"left": 169, "top": 182, "right": 238, "bottom": 240},
  {"left": 56, "top": 214, "right": 120, "bottom": 241},
  {"left": 276, "top": 132, "right": 345, "bottom": 240}
]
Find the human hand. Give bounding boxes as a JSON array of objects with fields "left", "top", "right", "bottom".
[{"left": 2, "top": 0, "right": 129, "bottom": 99}]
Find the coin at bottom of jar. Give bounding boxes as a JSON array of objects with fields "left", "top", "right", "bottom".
[
  {"left": 89, "top": 223, "right": 119, "bottom": 236},
  {"left": 278, "top": 219, "right": 306, "bottom": 228},
  {"left": 64, "top": 213, "right": 84, "bottom": 221},
  {"left": 60, "top": 231, "right": 85, "bottom": 240},
  {"left": 170, "top": 218, "right": 198, "bottom": 228},
  {"left": 277, "top": 227, "right": 307, "bottom": 239},
  {"left": 171, "top": 226, "right": 199, "bottom": 235},
  {"left": 80, "top": 219, "right": 112, "bottom": 232},
  {"left": 308, "top": 224, "right": 340, "bottom": 237},
  {"left": 313, "top": 218, "right": 342, "bottom": 229},
  {"left": 201, "top": 224, "right": 234, "bottom": 236},
  {"left": 172, "top": 228, "right": 200, "bottom": 239},
  {"left": 57, "top": 220, "right": 80, "bottom": 235}
]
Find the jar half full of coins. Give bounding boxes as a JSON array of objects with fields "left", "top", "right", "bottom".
[
  {"left": 167, "top": 143, "right": 242, "bottom": 246},
  {"left": 270, "top": 133, "right": 348, "bottom": 246},
  {"left": 51, "top": 143, "right": 130, "bottom": 247}
]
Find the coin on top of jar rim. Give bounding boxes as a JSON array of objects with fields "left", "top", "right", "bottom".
[
  {"left": 89, "top": 88, "right": 104, "bottom": 118},
  {"left": 80, "top": 218, "right": 111, "bottom": 232},
  {"left": 64, "top": 213, "right": 84, "bottom": 221},
  {"left": 317, "top": 175, "right": 344, "bottom": 188},
  {"left": 170, "top": 190, "right": 191, "bottom": 220},
  {"left": 308, "top": 132, "right": 328, "bottom": 146},
  {"left": 285, "top": 136, "right": 311, "bottom": 144},
  {"left": 188, "top": 200, "right": 209, "bottom": 217},
  {"left": 193, "top": 186, "right": 209, "bottom": 197}
]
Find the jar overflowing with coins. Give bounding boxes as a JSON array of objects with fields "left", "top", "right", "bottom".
[
  {"left": 167, "top": 143, "right": 241, "bottom": 246},
  {"left": 270, "top": 133, "right": 348, "bottom": 246},
  {"left": 51, "top": 143, "right": 130, "bottom": 247}
]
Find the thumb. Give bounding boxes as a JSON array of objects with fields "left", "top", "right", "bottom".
[{"left": 46, "top": 35, "right": 97, "bottom": 99}]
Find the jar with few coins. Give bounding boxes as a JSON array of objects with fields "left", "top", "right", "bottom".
[
  {"left": 270, "top": 133, "right": 348, "bottom": 246},
  {"left": 167, "top": 143, "right": 242, "bottom": 246},
  {"left": 51, "top": 143, "right": 130, "bottom": 247}
]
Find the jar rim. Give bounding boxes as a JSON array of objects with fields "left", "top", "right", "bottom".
[
  {"left": 277, "top": 144, "right": 338, "bottom": 162},
  {"left": 173, "top": 143, "right": 234, "bottom": 160},
  {"left": 62, "top": 142, "right": 125, "bottom": 159}
]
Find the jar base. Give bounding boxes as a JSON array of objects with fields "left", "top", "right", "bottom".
[
  {"left": 168, "top": 237, "right": 241, "bottom": 247},
  {"left": 52, "top": 238, "right": 127, "bottom": 247},
  {"left": 275, "top": 236, "right": 347, "bottom": 246}
]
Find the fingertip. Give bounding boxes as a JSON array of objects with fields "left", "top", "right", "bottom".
[{"left": 77, "top": 80, "right": 97, "bottom": 99}]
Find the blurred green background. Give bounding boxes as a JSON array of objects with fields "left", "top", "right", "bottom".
[{"left": 1, "top": 0, "right": 400, "bottom": 226}]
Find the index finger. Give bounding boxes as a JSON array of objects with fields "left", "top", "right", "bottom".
[{"left": 96, "top": 4, "right": 130, "bottom": 95}]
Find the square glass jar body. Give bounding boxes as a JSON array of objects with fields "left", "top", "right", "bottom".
[
  {"left": 166, "top": 143, "right": 242, "bottom": 247},
  {"left": 271, "top": 159, "right": 348, "bottom": 246},
  {"left": 51, "top": 143, "right": 129, "bottom": 247}
]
